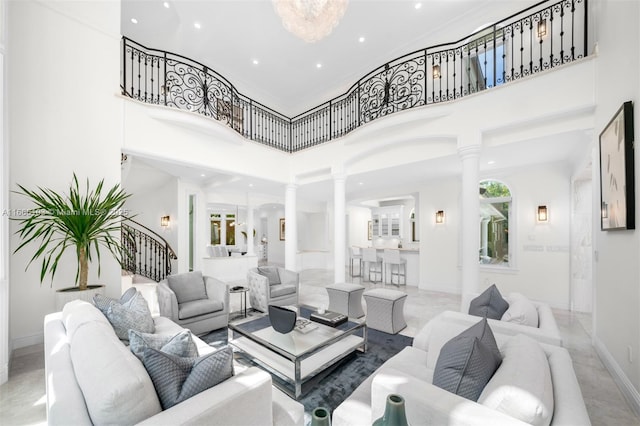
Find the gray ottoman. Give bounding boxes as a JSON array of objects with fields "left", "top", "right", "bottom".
[
  {"left": 363, "top": 288, "right": 407, "bottom": 334},
  {"left": 326, "top": 283, "right": 365, "bottom": 318}
]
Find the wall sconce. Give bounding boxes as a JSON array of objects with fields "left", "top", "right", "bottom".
[
  {"left": 601, "top": 202, "right": 608, "bottom": 219},
  {"left": 537, "top": 19, "right": 547, "bottom": 38},
  {"left": 161, "top": 215, "right": 171, "bottom": 227},
  {"left": 537, "top": 205, "right": 548, "bottom": 222},
  {"left": 435, "top": 210, "right": 445, "bottom": 224},
  {"left": 432, "top": 64, "right": 441, "bottom": 79}
]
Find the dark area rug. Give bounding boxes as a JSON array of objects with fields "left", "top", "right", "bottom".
[{"left": 201, "top": 326, "right": 412, "bottom": 416}]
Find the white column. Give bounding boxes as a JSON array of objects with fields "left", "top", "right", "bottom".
[
  {"left": 246, "top": 193, "right": 255, "bottom": 256},
  {"left": 285, "top": 183, "right": 297, "bottom": 271},
  {"left": 458, "top": 144, "right": 481, "bottom": 301},
  {"left": 333, "top": 172, "right": 347, "bottom": 283}
]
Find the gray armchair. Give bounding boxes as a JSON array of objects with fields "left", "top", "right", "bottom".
[
  {"left": 247, "top": 267, "right": 299, "bottom": 313},
  {"left": 157, "top": 271, "right": 229, "bottom": 335}
]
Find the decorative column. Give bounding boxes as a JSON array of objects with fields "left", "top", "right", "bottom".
[
  {"left": 333, "top": 172, "right": 347, "bottom": 283},
  {"left": 458, "top": 143, "right": 481, "bottom": 302},
  {"left": 246, "top": 193, "right": 255, "bottom": 256},
  {"left": 285, "top": 183, "right": 297, "bottom": 271}
]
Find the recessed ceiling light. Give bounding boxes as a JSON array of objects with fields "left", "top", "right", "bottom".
[
  {"left": 414, "top": 3, "right": 422, "bottom": 10},
  {"left": 316, "top": 63, "right": 322, "bottom": 69},
  {"left": 358, "top": 182, "right": 364, "bottom": 186},
  {"left": 252, "top": 59, "right": 259, "bottom": 65},
  {"left": 194, "top": 22, "right": 201, "bottom": 29},
  {"left": 487, "top": 160, "right": 496, "bottom": 165},
  {"left": 200, "top": 173, "right": 206, "bottom": 177},
  {"left": 130, "top": 18, "right": 138, "bottom": 24},
  {"left": 249, "top": 183, "right": 254, "bottom": 187},
  {"left": 163, "top": 1, "right": 170, "bottom": 8},
  {"left": 358, "top": 36, "right": 365, "bottom": 43}
]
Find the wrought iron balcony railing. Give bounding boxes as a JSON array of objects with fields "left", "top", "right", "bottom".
[
  {"left": 121, "top": 218, "right": 177, "bottom": 282},
  {"left": 121, "top": 0, "right": 587, "bottom": 153}
]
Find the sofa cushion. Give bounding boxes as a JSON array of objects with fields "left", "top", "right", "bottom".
[
  {"left": 478, "top": 334, "right": 554, "bottom": 426},
  {"left": 129, "top": 329, "right": 199, "bottom": 360},
  {"left": 142, "top": 345, "right": 234, "bottom": 409},
  {"left": 469, "top": 284, "right": 509, "bottom": 320},
  {"left": 258, "top": 267, "right": 281, "bottom": 285},
  {"left": 502, "top": 293, "right": 539, "bottom": 327},
  {"left": 62, "top": 299, "right": 112, "bottom": 340},
  {"left": 270, "top": 284, "right": 296, "bottom": 298},
  {"left": 70, "top": 317, "right": 162, "bottom": 424},
  {"left": 432, "top": 318, "right": 502, "bottom": 401},
  {"left": 105, "top": 292, "right": 155, "bottom": 340},
  {"left": 93, "top": 287, "right": 137, "bottom": 314},
  {"left": 178, "top": 299, "right": 224, "bottom": 320},
  {"left": 168, "top": 271, "right": 208, "bottom": 304}
]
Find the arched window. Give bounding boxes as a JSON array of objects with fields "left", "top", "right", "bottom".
[{"left": 479, "top": 180, "right": 511, "bottom": 267}]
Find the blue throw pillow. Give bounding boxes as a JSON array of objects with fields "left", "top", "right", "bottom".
[
  {"left": 128, "top": 329, "right": 198, "bottom": 360},
  {"left": 92, "top": 286, "right": 137, "bottom": 314},
  {"left": 105, "top": 291, "right": 155, "bottom": 340}
]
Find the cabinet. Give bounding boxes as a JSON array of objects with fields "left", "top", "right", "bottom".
[{"left": 371, "top": 206, "right": 404, "bottom": 239}]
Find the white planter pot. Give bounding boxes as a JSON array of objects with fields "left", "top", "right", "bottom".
[{"left": 55, "top": 285, "right": 105, "bottom": 311}]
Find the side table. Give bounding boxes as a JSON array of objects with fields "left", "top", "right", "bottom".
[{"left": 229, "top": 285, "right": 249, "bottom": 319}]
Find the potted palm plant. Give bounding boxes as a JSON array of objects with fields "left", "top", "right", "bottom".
[{"left": 13, "top": 174, "right": 131, "bottom": 301}]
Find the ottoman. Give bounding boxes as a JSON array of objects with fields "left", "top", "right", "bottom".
[
  {"left": 363, "top": 288, "right": 407, "bottom": 334},
  {"left": 326, "top": 283, "right": 365, "bottom": 318}
]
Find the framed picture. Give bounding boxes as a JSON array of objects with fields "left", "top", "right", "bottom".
[
  {"left": 367, "top": 220, "right": 372, "bottom": 240},
  {"left": 599, "top": 101, "right": 635, "bottom": 230},
  {"left": 279, "top": 218, "right": 285, "bottom": 241}
]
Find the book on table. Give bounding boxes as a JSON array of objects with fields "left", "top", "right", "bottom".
[
  {"left": 294, "top": 318, "right": 318, "bottom": 334},
  {"left": 310, "top": 310, "right": 348, "bottom": 327}
]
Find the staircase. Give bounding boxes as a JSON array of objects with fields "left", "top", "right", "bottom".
[{"left": 121, "top": 218, "right": 177, "bottom": 282}]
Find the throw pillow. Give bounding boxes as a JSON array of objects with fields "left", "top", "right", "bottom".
[
  {"left": 129, "top": 329, "right": 198, "bottom": 360},
  {"left": 167, "top": 271, "right": 208, "bottom": 304},
  {"left": 432, "top": 318, "right": 502, "bottom": 401},
  {"left": 105, "top": 292, "right": 155, "bottom": 340},
  {"left": 93, "top": 286, "right": 137, "bottom": 314},
  {"left": 142, "top": 345, "right": 234, "bottom": 409},
  {"left": 468, "top": 284, "right": 509, "bottom": 320},
  {"left": 501, "top": 293, "right": 539, "bottom": 327},
  {"left": 257, "top": 267, "right": 281, "bottom": 285}
]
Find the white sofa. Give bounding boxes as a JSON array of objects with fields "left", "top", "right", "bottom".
[
  {"left": 332, "top": 312, "right": 589, "bottom": 426},
  {"left": 44, "top": 300, "right": 304, "bottom": 426},
  {"left": 460, "top": 292, "right": 563, "bottom": 346}
]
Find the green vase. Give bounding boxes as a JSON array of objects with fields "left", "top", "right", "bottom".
[
  {"left": 311, "top": 407, "right": 331, "bottom": 426},
  {"left": 373, "top": 394, "right": 409, "bottom": 426}
]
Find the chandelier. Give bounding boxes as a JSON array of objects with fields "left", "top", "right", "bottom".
[{"left": 272, "top": 0, "right": 349, "bottom": 43}]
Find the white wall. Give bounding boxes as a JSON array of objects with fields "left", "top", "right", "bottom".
[
  {"left": 8, "top": 1, "right": 121, "bottom": 348},
  {"left": 299, "top": 211, "right": 329, "bottom": 252},
  {"left": 592, "top": 0, "right": 640, "bottom": 402},
  {"left": 0, "top": 0, "right": 8, "bottom": 385},
  {"left": 347, "top": 206, "right": 371, "bottom": 249}
]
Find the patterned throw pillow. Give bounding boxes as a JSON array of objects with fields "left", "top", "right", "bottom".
[
  {"left": 142, "top": 345, "right": 234, "bottom": 409},
  {"left": 433, "top": 318, "right": 502, "bottom": 401},
  {"left": 468, "top": 284, "right": 509, "bottom": 320},
  {"left": 128, "top": 329, "right": 198, "bottom": 360},
  {"left": 93, "top": 287, "right": 137, "bottom": 314},
  {"left": 105, "top": 292, "right": 155, "bottom": 340}
]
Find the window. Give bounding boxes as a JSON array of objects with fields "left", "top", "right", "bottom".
[
  {"left": 465, "top": 30, "right": 506, "bottom": 92},
  {"left": 479, "top": 180, "right": 511, "bottom": 267}
]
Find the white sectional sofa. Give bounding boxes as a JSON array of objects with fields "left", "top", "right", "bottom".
[
  {"left": 460, "top": 292, "right": 563, "bottom": 346},
  {"left": 44, "top": 300, "right": 304, "bottom": 426},
  {"left": 332, "top": 312, "right": 589, "bottom": 426}
]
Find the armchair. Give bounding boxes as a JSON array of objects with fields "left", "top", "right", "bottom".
[
  {"left": 157, "top": 271, "right": 229, "bottom": 335},
  {"left": 247, "top": 267, "right": 299, "bottom": 312}
]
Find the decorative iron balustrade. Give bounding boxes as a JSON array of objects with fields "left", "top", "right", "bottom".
[
  {"left": 121, "top": 0, "right": 586, "bottom": 153},
  {"left": 121, "top": 218, "right": 177, "bottom": 282}
]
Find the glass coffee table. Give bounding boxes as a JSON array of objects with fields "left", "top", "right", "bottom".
[{"left": 228, "top": 305, "right": 366, "bottom": 399}]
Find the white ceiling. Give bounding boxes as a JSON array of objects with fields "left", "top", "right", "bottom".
[{"left": 120, "top": 0, "right": 592, "bottom": 207}]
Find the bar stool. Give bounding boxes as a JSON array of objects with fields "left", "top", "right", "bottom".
[
  {"left": 383, "top": 249, "right": 406, "bottom": 286},
  {"left": 349, "top": 247, "right": 363, "bottom": 277},
  {"left": 362, "top": 247, "right": 383, "bottom": 284}
]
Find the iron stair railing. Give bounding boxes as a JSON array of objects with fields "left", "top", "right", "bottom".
[{"left": 121, "top": 218, "right": 177, "bottom": 282}]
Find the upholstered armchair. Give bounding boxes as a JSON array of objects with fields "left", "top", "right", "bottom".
[
  {"left": 247, "top": 267, "right": 299, "bottom": 313},
  {"left": 157, "top": 271, "right": 229, "bottom": 335}
]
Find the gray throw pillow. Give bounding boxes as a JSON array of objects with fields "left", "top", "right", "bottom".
[
  {"left": 105, "top": 292, "right": 155, "bottom": 340},
  {"left": 257, "top": 267, "right": 280, "bottom": 285},
  {"left": 93, "top": 287, "right": 137, "bottom": 314},
  {"left": 128, "top": 329, "right": 198, "bottom": 360},
  {"left": 468, "top": 284, "right": 509, "bottom": 320},
  {"left": 142, "top": 345, "right": 234, "bottom": 409},
  {"left": 433, "top": 318, "right": 502, "bottom": 401},
  {"left": 167, "top": 271, "right": 207, "bottom": 304}
]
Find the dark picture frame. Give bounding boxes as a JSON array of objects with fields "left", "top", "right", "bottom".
[
  {"left": 279, "top": 218, "right": 285, "bottom": 241},
  {"left": 600, "top": 101, "right": 635, "bottom": 230}
]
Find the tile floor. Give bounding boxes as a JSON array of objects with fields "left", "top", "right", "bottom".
[{"left": 1, "top": 268, "right": 639, "bottom": 425}]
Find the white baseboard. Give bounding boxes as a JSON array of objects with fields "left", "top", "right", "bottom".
[
  {"left": 11, "top": 332, "right": 44, "bottom": 350},
  {"left": 593, "top": 337, "right": 640, "bottom": 417},
  {"left": 419, "top": 282, "right": 461, "bottom": 294}
]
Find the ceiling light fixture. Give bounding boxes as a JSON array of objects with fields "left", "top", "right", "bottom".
[
  {"left": 252, "top": 59, "right": 259, "bottom": 65},
  {"left": 272, "top": 0, "right": 349, "bottom": 43},
  {"left": 414, "top": 3, "right": 422, "bottom": 10},
  {"left": 163, "top": 1, "right": 170, "bottom": 8},
  {"left": 194, "top": 22, "right": 201, "bottom": 29},
  {"left": 130, "top": 18, "right": 138, "bottom": 24},
  {"left": 316, "top": 63, "right": 322, "bottom": 69},
  {"left": 358, "top": 36, "right": 365, "bottom": 43}
]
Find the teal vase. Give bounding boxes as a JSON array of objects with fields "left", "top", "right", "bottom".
[
  {"left": 373, "top": 394, "right": 409, "bottom": 426},
  {"left": 311, "top": 407, "right": 331, "bottom": 426}
]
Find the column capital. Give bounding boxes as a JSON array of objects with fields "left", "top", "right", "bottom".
[
  {"left": 286, "top": 183, "right": 298, "bottom": 191},
  {"left": 457, "top": 144, "right": 481, "bottom": 160},
  {"left": 332, "top": 172, "right": 347, "bottom": 182}
]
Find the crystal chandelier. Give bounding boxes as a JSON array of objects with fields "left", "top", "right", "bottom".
[{"left": 273, "top": 0, "right": 349, "bottom": 43}]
